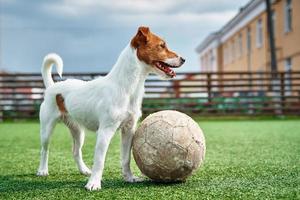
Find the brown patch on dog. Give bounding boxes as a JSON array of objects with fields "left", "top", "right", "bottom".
[
  {"left": 131, "top": 26, "right": 178, "bottom": 65},
  {"left": 56, "top": 94, "right": 68, "bottom": 114}
]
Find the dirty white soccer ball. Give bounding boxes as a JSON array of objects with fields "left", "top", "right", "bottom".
[{"left": 132, "top": 110, "right": 206, "bottom": 182}]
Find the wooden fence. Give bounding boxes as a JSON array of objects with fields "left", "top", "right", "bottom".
[{"left": 1, "top": 71, "right": 300, "bottom": 120}]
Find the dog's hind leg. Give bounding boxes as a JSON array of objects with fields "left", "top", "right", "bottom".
[
  {"left": 37, "top": 103, "right": 58, "bottom": 176},
  {"left": 66, "top": 121, "right": 91, "bottom": 176}
]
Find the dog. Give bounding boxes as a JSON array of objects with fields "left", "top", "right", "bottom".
[{"left": 37, "top": 26, "right": 185, "bottom": 191}]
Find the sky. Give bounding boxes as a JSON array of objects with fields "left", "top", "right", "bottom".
[{"left": 0, "top": 0, "right": 249, "bottom": 73}]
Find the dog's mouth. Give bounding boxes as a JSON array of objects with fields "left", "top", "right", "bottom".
[{"left": 154, "top": 61, "right": 177, "bottom": 78}]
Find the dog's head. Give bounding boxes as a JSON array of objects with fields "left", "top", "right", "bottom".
[{"left": 131, "top": 26, "right": 185, "bottom": 79}]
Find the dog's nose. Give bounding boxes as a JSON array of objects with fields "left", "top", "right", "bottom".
[{"left": 180, "top": 57, "right": 185, "bottom": 64}]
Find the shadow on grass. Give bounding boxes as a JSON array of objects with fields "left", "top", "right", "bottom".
[
  {"left": 0, "top": 173, "right": 185, "bottom": 193},
  {"left": 102, "top": 178, "right": 185, "bottom": 189},
  {"left": 0, "top": 174, "right": 84, "bottom": 193}
]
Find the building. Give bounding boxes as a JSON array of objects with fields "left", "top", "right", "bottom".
[{"left": 196, "top": 0, "right": 300, "bottom": 72}]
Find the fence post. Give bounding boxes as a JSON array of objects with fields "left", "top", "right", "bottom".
[
  {"left": 0, "top": 106, "right": 2, "bottom": 122},
  {"left": 280, "top": 72, "right": 285, "bottom": 114},
  {"left": 248, "top": 72, "right": 254, "bottom": 114},
  {"left": 173, "top": 80, "right": 180, "bottom": 98},
  {"left": 207, "top": 73, "right": 212, "bottom": 106},
  {"left": 271, "top": 72, "right": 282, "bottom": 115}
]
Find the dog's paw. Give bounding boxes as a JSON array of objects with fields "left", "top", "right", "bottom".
[
  {"left": 124, "top": 175, "right": 144, "bottom": 183},
  {"left": 80, "top": 166, "right": 91, "bottom": 176},
  {"left": 36, "top": 169, "right": 49, "bottom": 176},
  {"left": 85, "top": 180, "right": 101, "bottom": 191}
]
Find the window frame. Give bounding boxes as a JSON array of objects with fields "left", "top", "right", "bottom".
[
  {"left": 284, "top": 57, "right": 292, "bottom": 92},
  {"left": 256, "top": 18, "right": 263, "bottom": 48},
  {"left": 238, "top": 33, "right": 243, "bottom": 58},
  {"left": 284, "top": 0, "right": 292, "bottom": 33},
  {"left": 247, "top": 27, "right": 251, "bottom": 54}
]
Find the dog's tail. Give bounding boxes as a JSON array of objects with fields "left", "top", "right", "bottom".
[{"left": 41, "top": 53, "right": 63, "bottom": 88}]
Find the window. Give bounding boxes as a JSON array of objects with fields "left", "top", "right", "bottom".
[
  {"left": 238, "top": 33, "right": 243, "bottom": 57},
  {"left": 211, "top": 50, "right": 216, "bottom": 71},
  {"left": 228, "top": 43, "right": 231, "bottom": 63},
  {"left": 204, "top": 55, "right": 207, "bottom": 70},
  {"left": 285, "top": 57, "right": 292, "bottom": 92},
  {"left": 285, "top": 58, "right": 292, "bottom": 72},
  {"left": 235, "top": 37, "right": 239, "bottom": 58},
  {"left": 247, "top": 27, "right": 251, "bottom": 53},
  {"left": 224, "top": 45, "right": 228, "bottom": 65},
  {"left": 210, "top": 50, "right": 214, "bottom": 68},
  {"left": 256, "top": 19, "right": 263, "bottom": 48},
  {"left": 272, "top": 10, "right": 276, "bottom": 37},
  {"left": 231, "top": 40, "right": 235, "bottom": 62},
  {"left": 284, "top": 0, "right": 292, "bottom": 33},
  {"left": 223, "top": 46, "right": 226, "bottom": 65}
]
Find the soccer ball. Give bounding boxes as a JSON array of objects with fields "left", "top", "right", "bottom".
[{"left": 132, "top": 110, "right": 206, "bottom": 182}]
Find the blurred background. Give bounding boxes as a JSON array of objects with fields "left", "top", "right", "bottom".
[
  {"left": 0, "top": 0, "right": 300, "bottom": 119},
  {"left": 1, "top": 2, "right": 299, "bottom": 198},
  {"left": 0, "top": 0, "right": 249, "bottom": 73}
]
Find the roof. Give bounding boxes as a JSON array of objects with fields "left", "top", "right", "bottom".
[
  {"left": 196, "top": 0, "right": 265, "bottom": 54},
  {"left": 0, "top": 70, "right": 8, "bottom": 75},
  {"left": 195, "top": 32, "right": 220, "bottom": 53}
]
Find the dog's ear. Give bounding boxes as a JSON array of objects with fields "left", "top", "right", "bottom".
[
  {"left": 131, "top": 26, "right": 150, "bottom": 48},
  {"left": 138, "top": 26, "right": 150, "bottom": 38}
]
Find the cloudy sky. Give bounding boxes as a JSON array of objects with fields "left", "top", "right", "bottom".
[{"left": 0, "top": 0, "right": 249, "bottom": 73}]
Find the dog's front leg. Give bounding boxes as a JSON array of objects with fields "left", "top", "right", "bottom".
[
  {"left": 121, "top": 116, "right": 143, "bottom": 182},
  {"left": 85, "top": 124, "right": 119, "bottom": 191}
]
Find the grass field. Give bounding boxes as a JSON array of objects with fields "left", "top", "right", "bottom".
[{"left": 0, "top": 120, "right": 299, "bottom": 199}]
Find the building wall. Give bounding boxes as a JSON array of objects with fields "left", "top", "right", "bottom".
[
  {"left": 222, "top": 7, "right": 267, "bottom": 72},
  {"left": 200, "top": 48, "right": 218, "bottom": 72},
  {"left": 273, "top": 0, "right": 300, "bottom": 71},
  {"left": 199, "top": 0, "right": 300, "bottom": 72}
]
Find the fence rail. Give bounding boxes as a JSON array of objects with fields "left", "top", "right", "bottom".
[{"left": 1, "top": 71, "right": 300, "bottom": 120}]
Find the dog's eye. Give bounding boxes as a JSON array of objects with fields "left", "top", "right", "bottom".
[{"left": 160, "top": 43, "right": 166, "bottom": 48}]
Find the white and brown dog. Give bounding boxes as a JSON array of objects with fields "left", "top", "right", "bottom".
[{"left": 37, "top": 26, "right": 185, "bottom": 190}]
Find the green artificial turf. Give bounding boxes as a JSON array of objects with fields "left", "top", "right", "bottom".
[{"left": 0, "top": 120, "right": 299, "bottom": 199}]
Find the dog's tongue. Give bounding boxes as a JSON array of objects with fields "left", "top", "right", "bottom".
[
  {"left": 162, "top": 66, "right": 176, "bottom": 77},
  {"left": 155, "top": 61, "right": 176, "bottom": 77}
]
